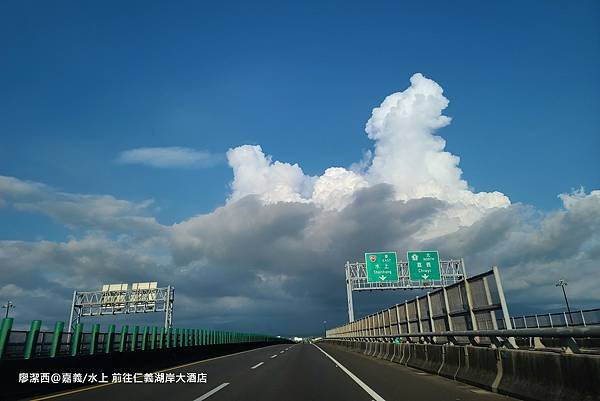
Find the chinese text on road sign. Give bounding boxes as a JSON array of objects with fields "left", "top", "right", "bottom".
[
  {"left": 407, "top": 251, "right": 441, "bottom": 281},
  {"left": 365, "top": 252, "right": 398, "bottom": 283}
]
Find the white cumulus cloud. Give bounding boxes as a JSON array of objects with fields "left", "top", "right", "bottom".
[
  {"left": 226, "top": 73, "right": 510, "bottom": 233},
  {"left": 226, "top": 145, "right": 314, "bottom": 204}
]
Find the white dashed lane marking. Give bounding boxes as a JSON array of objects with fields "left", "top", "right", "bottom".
[{"left": 193, "top": 382, "right": 230, "bottom": 401}]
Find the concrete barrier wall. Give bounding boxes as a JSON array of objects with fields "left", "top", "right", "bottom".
[
  {"left": 455, "top": 347, "right": 500, "bottom": 391},
  {"left": 498, "top": 349, "right": 600, "bottom": 401},
  {"left": 322, "top": 340, "right": 600, "bottom": 401},
  {"left": 438, "top": 345, "right": 464, "bottom": 380}
]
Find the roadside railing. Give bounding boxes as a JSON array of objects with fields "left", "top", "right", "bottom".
[
  {"left": 324, "top": 326, "right": 600, "bottom": 354},
  {"left": 503, "top": 308, "right": 600, "bottom": 329},
  {"left": 0, "top": 318, "right": 284, "bottom": 360}
]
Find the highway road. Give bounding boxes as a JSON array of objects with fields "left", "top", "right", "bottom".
[{"left": 25, "top": 343, "right": 520, "bottom": 401}]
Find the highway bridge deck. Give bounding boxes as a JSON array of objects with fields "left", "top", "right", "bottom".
[{"left": 26, "top": 343, "right": 519, "bottom": 401}]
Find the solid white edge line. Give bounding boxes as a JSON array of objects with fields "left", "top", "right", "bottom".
[
  {"left": 193, "top": 382, "right": 230, "bottom": 401},
  {"left": 251, "top": 362, "right": 264, "bottom": 369},
  {"left": 313, "top": 344, "right": 386, "bottom": 401}
]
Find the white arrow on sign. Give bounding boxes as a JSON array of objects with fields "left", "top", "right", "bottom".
[
  {"left": 422, "top": 274, "right": 429, "bottom": 279},
  {"left": 379, "top": 275, "right": 387, "bottom": 281}
]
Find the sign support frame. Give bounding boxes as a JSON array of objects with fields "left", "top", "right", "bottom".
[{"left": 344, "top": 257, "right": 466, "bottom": 323}]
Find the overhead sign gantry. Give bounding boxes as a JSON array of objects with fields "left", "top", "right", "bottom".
[
  {"left": 67, "top": 282, "right": 174, "bottom": 332},
  {"left": 345, "top": 251, "right": 465, "bottom": 322}
]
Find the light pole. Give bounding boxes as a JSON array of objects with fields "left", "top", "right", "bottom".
[
  {"left": 323, "top": 320, "right": 327, "bottom": 337},
  {"left": 2, "top": 300, "right": 15, "bottom": 319},
  {"left": 555, "top": 280, "right": 573, "bottom": 325}
]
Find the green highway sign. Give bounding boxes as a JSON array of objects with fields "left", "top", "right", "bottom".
[
  {"left": 407, "top": 251, "right": 441, "bottom": 281},
  {"left": 365, "top": 252, "right": 398, "bottom": 283}
]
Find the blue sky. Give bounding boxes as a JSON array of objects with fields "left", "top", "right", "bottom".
[{"left": 0, "top": 1, "right": 599, "bottom": 333}]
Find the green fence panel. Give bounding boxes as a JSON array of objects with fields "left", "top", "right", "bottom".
[
  {"left": 141, "top": 327, "right": 149, "bottom": 351},
  {"left": 0, "top": 318, "right": 13, "bottom": 360},
  {"left": 184, "top": 329, "right": 189, "bottom": 347},
  {"left": 49, "top": 321, "right": 64, "bottom": 358},
  {"left": 131, "top": 326, "right": 139, "bottom": 352},
  {"left": 90, "top": 323, "right": 100, "bottom": 355},
  {"left": 159, "top": 327, "right": 165, "bottom": 349},
  {"left": 70, "top": 323, "right": 83, "bottom": 357},
  {"left": 106, "top": 324, "right": 115, "bottom": 353},
  {"left": 150, "top": 327, "right": 157, "bottom": 350},
  {"left": 24, "top": 320, "right": 42, "bottom": 359},
  {"left": 178, "top": 328, "right": 183, "bottom": 347},
  {"left": 119, "top": 325, "right": 128, "bottom": 352}
]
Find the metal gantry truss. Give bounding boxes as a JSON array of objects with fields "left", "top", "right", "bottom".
[
  {"left": 68, "top": 285, "right": 174, "bottom": 332},
  {"left": 345, "top": 259, "right": 466, "bottom": 322}
]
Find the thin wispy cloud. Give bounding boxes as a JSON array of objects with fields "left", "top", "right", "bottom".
[{"left": 117, "top": 147, "right": 223, "bottom": 168}]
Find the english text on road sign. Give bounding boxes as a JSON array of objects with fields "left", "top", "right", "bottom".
[
  {"left": 407, "top": 251, "right": 441, "bottom": 281},
  {"left": 365, "top": 252, "right": 398, "bottom": 283}
]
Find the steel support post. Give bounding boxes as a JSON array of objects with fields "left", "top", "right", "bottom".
[
  {"left": 442, "top": 287, "right": 454, "bottom": 331},
  {"left": 345, "top": 262, "right": 355, "bottom": 322},
  {"left": 68, "top": 290, "right": 77, "bottom": 333},
  {"left": 493, "top": 266, "right": 516, "bottom": 348},
  {"left": 415, "top": 296, "right": 424, "bottom": 334},
  {"left": 493, "top": 266, "right": 513, "bottom": 330},
  {"left": 463, "top": 276, "right": 479, "bottom": 331},
  {"left": 395, "top": 304, "right": 402, "bottom": 334},
  {"left": 426, "top": 293, "right": 436, "bottom": 332},
  {"left": 405, "top": 301, "right": 412, "bottom": 334},
  {"left": 482, "top": 276, "right": 499, "bottom": 329}
]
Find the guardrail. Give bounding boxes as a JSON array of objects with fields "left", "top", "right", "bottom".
[
  {"left": 505, "top": 308, "right": 600, "bottom": 329},
  {"left": 0, "top": 318, "right": 283, "bottom": 360},
  {"left": 325, "top": 326, "right": 600, "bottom": 354}
]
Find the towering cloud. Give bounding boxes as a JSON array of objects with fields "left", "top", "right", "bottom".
[{"left": 226, "top": 73, "right": 509, "bottom": 234}]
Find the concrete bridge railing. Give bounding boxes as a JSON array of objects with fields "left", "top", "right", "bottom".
[{"left": 323, "top": 327, "right": 600, "bottom": 401}]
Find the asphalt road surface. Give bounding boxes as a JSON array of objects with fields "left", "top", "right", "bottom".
[{"left": 25, "top": 343, "right": 520, "bottom": 401}]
